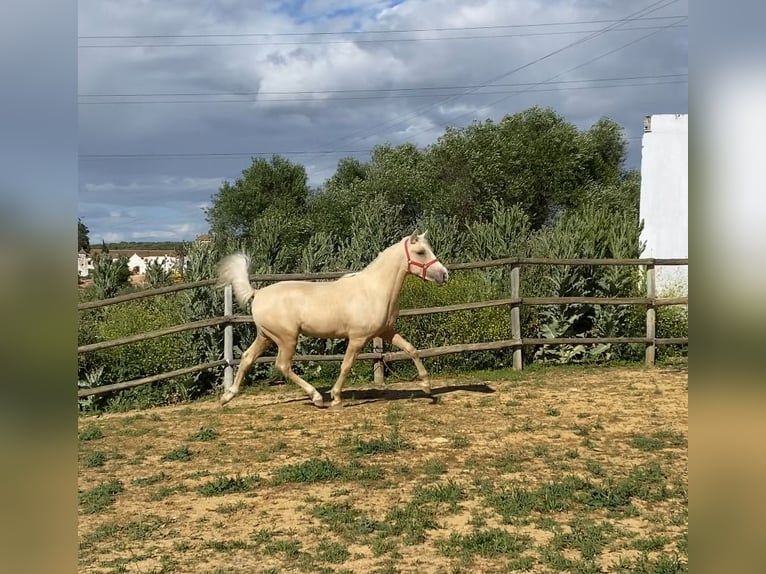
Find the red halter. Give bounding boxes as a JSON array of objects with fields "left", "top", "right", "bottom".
[{"left": 404, "top": 239, "right": 439, "bottom": 281}]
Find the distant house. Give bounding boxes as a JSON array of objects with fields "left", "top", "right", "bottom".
[
  {"left": 638, "top": 114, "right": 688, "bottom": 294},
  {"left": 80, "top": 249, "right": 182, "bottom": 277},
  {"left": 77, "top": 250, "right": 91, "bottom": 277}
]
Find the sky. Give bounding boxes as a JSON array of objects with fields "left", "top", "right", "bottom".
[{"left": 77, "top": 0, "right": 688, "bottom": 244}]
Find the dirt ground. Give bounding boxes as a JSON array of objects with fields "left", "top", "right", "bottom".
[{"left": 78, "top": 365, "right": 688, "bottom": 574}]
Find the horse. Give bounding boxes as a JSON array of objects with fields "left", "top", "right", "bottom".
[{"left": 216, "top": 231, "right": 449, "bottom": 409}]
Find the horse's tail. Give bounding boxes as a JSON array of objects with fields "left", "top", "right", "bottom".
[{"left": 216, "top": 253, "right": 256, "bottom": 309}]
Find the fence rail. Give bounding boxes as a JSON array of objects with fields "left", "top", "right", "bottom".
[{"left": 78, "top": 257, "right": 688, "bottom": 398}]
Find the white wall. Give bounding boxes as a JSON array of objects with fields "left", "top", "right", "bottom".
[{"left": 639, "top": 114, "right": 688, "bottom": 294}]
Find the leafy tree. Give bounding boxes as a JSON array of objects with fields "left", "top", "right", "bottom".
[
  {"left": 424, "top": 107, "right": 628, "bottom": 229},
  {"left": 206, "top": 155, "right": 310, "bottom": 243},
  {"left": 91, "top": 244, "right": 131, "bottom": 299},
  {"left": 78, "top": 218, "right": 90, "bottom": 252},
  {"left": 145, "top": 259, "right": 173, "bottom": 288},
  {"left": 357, "top": 143, "right": 432, "bottom": 229}
]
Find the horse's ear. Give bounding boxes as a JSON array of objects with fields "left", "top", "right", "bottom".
[
  {"left": 420, "top": 230, "right": 428, "bottom": 239},
  {"left": 409, "top": 230, "right": 419, "bottom": 243}
]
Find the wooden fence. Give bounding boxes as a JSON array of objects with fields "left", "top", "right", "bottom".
[{"left": 77, "top": 257, "right": 688, "bottom": 398}]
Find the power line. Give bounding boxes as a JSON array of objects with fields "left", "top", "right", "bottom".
[
  {"left": 78, "top": 15, "right": 687, "bottom": 40},
  {"left": 78, "top": 24, "right": 686, "bottom": 48},
  {"left": 79, "top": 150, "right": 372, "bottom": 160},
  {"left": 426, "top": 17, "right": 688, "bottom": 134},
  {"left": 79, "top": 73, "right": 687, "bottom": 98},
  {"left": 296, "top": 0, "right": 681, "bottom": 164},
  {"left": 77, "top": 81, "right": 681, "bottom": 160},
  {"left": 79, "top": 79, "right": 686, "bottom": 106}
]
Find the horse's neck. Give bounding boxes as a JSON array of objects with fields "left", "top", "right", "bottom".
[{"left": 360, "top": 241, "right": 408, "bottom": 323}]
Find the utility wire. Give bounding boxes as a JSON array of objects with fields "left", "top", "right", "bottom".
[
  {"left": 80, "top": 74, "right": 688, "bottom": 105},
  {"left": 79, "top": 24, "right": 686, "bottom": 48},
  {"left": 295, "top": 0, "right": 680, "bottom": 166},
  {"left": 78, "top": 15, "right": 687, "bottom": 40},
  {"left": 426, "top": 17, "right": 688, "bottom": 135}
]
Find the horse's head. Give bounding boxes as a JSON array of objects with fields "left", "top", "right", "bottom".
[{"left": 404, "top": 231, "right": 449, "bottom": 286}]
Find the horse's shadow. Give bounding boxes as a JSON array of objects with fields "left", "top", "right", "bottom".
[{"left": 313, "top": 382, "right": 496, "bottom": 408}]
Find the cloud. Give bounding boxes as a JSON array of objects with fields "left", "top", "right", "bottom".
[{"left": 78, "top": 0, "right": 687, "bottom": 242}]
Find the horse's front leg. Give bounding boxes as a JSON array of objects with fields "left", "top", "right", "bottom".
[
  {"left": 386, "top": 332, "right": 431, "bottom": 395},
  {"left": 330, "top": 338, "right": 365, "bottom": 409}
]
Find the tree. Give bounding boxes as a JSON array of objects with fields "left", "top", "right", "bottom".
[
  {"left": 78, "top": 218, "right": 90, "bottom": 252},
  {"left": 91, "top": 243, "right": 131, "bottom": 299},
  {"left": 423, "top": 107, "right": 629, "bottom": 229},
  {"left": 205, "top": 155, "right": 310, "bottom": 243}
]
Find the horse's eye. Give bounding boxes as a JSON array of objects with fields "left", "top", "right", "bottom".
[{"left": 415, "top": 249, "right": 426, "bottom": 256}]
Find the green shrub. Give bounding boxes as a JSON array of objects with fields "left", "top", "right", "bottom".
[{"left": 85, "top": 295, "right": 199, "bottom": 409}]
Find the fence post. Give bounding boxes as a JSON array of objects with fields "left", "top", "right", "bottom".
[
  {"left": 645, "top": 263, "right": 656, "bottom": 367},
  {"left": 373, "top": 336, "right": 385, "bottom": 385},
  {"left": 223, "top": 285, "right": 234, "bottom": 390},
  {"left": 510, "top": 262, "right": 523, "bottom": 370}
]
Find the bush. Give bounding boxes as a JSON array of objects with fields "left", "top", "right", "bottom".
[
  {"left": 394, "top": 271, "right": 513, "bottom": 374},
  {"left": 85, "top": 295, "right": 200, "bottom": 410}
]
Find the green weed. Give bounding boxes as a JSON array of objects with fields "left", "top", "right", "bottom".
[{"left": 79, "top": 479, "right": 124, "bottom": 514}]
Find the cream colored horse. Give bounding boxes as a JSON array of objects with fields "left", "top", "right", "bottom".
[{"left": 216, "top": 231, "right": 449, "bottom": 408}]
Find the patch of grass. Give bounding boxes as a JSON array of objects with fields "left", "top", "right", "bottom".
[
  {"left": 384, "top": 502, "right": 438, "bottom": 545},
  {"left": 565, "top": 448, "right": 580, "bottom": 459},
  {"left": 629, "top": 430, "right": 687, "bottom": 452},
  {"left": 188, "top": 427, "right": 218, "bottom": 441},
  {"left": 494, "top": 448, "right": 527, "bottom": 473},
  {"left": 263, "top": 538, "right": 301, "bottom": 559},
  {"left": 79, "top": 479, "right": 124, "bottom": 514},
  {"left": 505, "top": 556, "right": 536, "bottom": 571},
  {"left": 546, "top": 407, "right": 561, "bottom": 416},
  {"left": 197, "top": 475, "right": 259, "bottom": 496},
  {"left": 632, "top": 535, "right": 670, "bottom": 552},
  {"left": 547, "top": 518, "right": 615, "bottom": 560},
  {"left": 371, "top": 536, "right": 398, "bottom": 557},
  {"left": 149, "top": 484, "right": 188, "bottom": 501},
  {"left": 215, "top": 501, "right": 249, "bottom": 515},
  {"left": 485, "top": 476, "right": 587, "bottom": 522},
  {"left": 161, "top": 445, "right": 193, "bottom": 462},
  {"left": 584, "top": 462, "right": 673, "bottom": 510},
  {"left": 316, "top": 541, "right": 350, "bottom": 563},
  {"left": 83, "top": 451, "right": 107, "bottom": 468},
  {"left": 310, "top": 502, "right": 380, "bottom": 540},
  {"left": 384, "top": 406, "right": 404, "bottom": 426},
  {"left": 204, "top": 539, "right": 249, "bottom": 551},
  {"left": 412, "top": 480, "right": 466, "bottom": 507},
  {"left": 533, "top": 444, "right": 549, "bottom": 458},
  {"left": 131, "top": 472, "right": 169, "bottom": 486},
  {"left": 450, "top": 434, "right": 471, "bottom": 448},
  {"left": 269, "top": 440, "right": 288, "bottom": 452},
  {"left": 80, "top": 515, "right": 167, "bottom": 551},
  {"left": 585, "top": 459, "right": 604, "bottom": 477},
  {"left": 437, "top": 528, "right": 531, "bottom": 559},
  {"left": 352, "top": 426, "right": 411, "bottom": 455},
  {"left": 272, "top": 458, "right": 342, "bottom": 484},
  {"left": 423, "top": 459, "right": 447, "bottom": 476},
  {"left": 612, "top": 552, "right": 688, "bottom": 573},
  {"left": 78, "top": 423, "right": 103, "bottom": 441}
]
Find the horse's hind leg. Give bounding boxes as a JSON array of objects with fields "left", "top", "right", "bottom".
[
  {"left": 387, "top": 332, "right": 431, "bottom": 395},
  {"left": 274, "top": 340, "right": 324, "bottom": 408},
  {"left": 221, "top": 333, "right": 272, "bottom": 405}
]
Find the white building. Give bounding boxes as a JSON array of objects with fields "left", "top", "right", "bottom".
[{"left": 638, "top": 114, "right": 688, "bottom": 294}]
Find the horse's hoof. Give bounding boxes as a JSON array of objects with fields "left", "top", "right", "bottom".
[
  {"left": 220, "top": 391, "right": 236, "bottom": 405},
  {"left": 419, "top": 383, "right": 432, "bottom": 395},
  {"left": 330, "top": 401, "right": 343, "bottom": 411},
  {"left": 312, "top": 394, "right": 325, "bottom": 408}
]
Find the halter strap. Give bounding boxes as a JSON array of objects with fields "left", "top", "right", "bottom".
[{"left": 404, "top": 239, "right": 439, "bottom": 281}]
